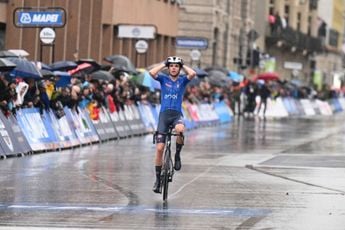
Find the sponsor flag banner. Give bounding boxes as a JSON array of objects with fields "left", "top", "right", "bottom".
[
  {"left": 16, "top": 108, "right": 59, "bottom": 151},
  {"left": 45, "top": 110, "right": 80, "bottom": 148},
  {"left": 123, "top": 105, "right": 147, "bottom": 136},
  {"left": 213, "top": 101, "right": 232, "bottom": 123}
]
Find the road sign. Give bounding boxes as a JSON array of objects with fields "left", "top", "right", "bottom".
[
  {"left": 14, "top": 7, "right": 66, "bottom": 28},
  {"left": 135, "top": 40, "right": 149, "bottom": 54},
  {"left": 190, "top": 49, "right": 201, "bottom": 61},
  {"left": 118, "top": 25, "right": 156, "bottom": 39},
  {"left": 175, "top": 37, "right": 208, "bottom": 49},
  {"left": 40, "top": 27, "right": 56, "bottom": 44}
]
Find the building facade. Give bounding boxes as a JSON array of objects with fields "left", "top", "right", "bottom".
[
  {"left": 176, "top": 0, "right": 256, "bottom": 71},
  {"left": 255, "top": 0, "right": 345, "bottom": 88},
  {"left": 0, "top": 0, "right": 182, "bottom": 67}
]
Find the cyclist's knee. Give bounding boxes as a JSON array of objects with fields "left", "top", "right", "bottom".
[{"left": 155, "top": 133, "right": 166, "bottom": 144}]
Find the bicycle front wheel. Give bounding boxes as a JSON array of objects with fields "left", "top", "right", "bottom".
[
  {"left": 162, "top": 148, "right": 171, "bottom": 201},
  {"left": 162, "top": 166, "right": 169, "bottom": 201}
]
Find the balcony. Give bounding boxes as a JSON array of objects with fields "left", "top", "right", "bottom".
[{"left": 265, "top": 25, "right": 323, "bottom": 54}]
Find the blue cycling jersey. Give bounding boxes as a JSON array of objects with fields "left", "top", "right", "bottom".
[{"left": 156, "top": 73, "right": 190, "bottom": 113}]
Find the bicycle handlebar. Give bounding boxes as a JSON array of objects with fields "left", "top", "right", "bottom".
[{"left": 152, "top": 130, "right": 184, "bottom": 144}]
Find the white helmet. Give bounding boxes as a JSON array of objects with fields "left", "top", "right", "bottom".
[{"left": 166, "top": 56, "right": 184, "bottom": 67}]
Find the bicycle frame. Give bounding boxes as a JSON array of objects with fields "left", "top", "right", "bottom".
[{"left": 153, "top": 126, "right": 178, "bottom": 201}]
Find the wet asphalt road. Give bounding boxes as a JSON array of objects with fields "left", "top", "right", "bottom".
[{"left": 0, "top": 114, "right": 345, "bottom": 230}]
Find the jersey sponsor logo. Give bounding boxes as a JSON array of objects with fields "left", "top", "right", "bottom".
[
  {"left": 164, "top": 94, "right": 178, "bottom": 100},
  {"left": 165, "top": 83, "right": 172, "bottom": 88}
]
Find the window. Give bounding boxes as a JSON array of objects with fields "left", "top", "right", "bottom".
[{"left": 297, "top": 12, "right": 301, "bottom": 31}]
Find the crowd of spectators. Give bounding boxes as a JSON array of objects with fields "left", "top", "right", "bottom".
[{"left": 0, "top": 62, "right": 343, "bottom": 120}]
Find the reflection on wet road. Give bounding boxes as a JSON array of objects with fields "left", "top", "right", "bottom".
[{"left": 0, "top": 115, "right": 345, "bottom": 229}]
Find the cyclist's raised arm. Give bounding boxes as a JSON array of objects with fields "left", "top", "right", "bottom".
[
  {"left": 183, "top": 65, "right": 196, "bottom": 80},
  {"left": 149, "top": 62, "right": 166, "bottom": 79}
]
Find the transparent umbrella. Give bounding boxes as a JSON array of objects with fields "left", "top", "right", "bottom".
[
  {"left": 0, "top": 58, "right": 16, "bottom": 72},
  {"left": 104, "top": 55, "right": 137, "bottom": 73}
]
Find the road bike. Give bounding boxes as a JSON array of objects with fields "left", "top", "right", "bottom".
[{"left": 153, "top": 126, "right": 181, "bottom": 201}]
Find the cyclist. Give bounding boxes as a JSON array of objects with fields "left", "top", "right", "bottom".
[{"left": 149, "top": 56, "right": 196, "bottom": 193}]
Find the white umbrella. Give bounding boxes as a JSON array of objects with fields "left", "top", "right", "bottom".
[{"left": 8, "top": 49, "right": 29, "bottom": 57}]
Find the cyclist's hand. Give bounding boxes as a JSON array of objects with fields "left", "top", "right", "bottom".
[{"left": 164, "top": 58, "right": 169, "bottom": 67}]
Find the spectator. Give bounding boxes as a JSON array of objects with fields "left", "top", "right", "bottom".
[{"left": 256, "top": 82, "right": 271, "bottom": 117}]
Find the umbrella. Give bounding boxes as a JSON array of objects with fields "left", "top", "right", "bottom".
[
  {"left": 228, "top": 71, "right": 244, "bottom": 82},
  {"left": 104, "top": 55, "right": 137, "bottom": 73},
  {"left": 90, "top": 70, "right": 115, "bottom": 81},
  {"left": 33, "top": 61, "right": 52, "bottom": 70},
  {"left": 193, "top": 67, "right": 208, "bottom": 78},
  {"left": 50, "top": 60, "right": 78, "bottom": 71},
  {"left": 40, "top": 69, "right": 55, "bottom": 78},
  {"left": 8, "top": 49, "right": 29, "bottom": 57},
  {"left": 54, "top": 71, "right": 71, "bottom": 88},
  {"left": 68, "top": 62, "right": 94, "bottom": 75},
  {"left": 0, "top": 50, "right": 19, "bottom": 58},
  {"left": 204, "top": 66, "right": 228, "bottom": 75},
  {"left": 0, "top": 58, "right": 16, "bottom": 72},
  {"left": 7, "top": 57, "right": 42, "bottom": 79},
  {"left": 132, "top": 70, "right": 161, "bottom": 92},
  {"left": 76, "top": 59, "right": 101, "bottom": 72},
  {"left": 290, "top": 79, "right": 303, "bottom": 87},
  {"left": 207, "top": 70, "right": 231, "bottom": 86},
  {"left": 188, "top": 77, "right": 202, "bottom": 86},
  {"left": 254, "top": 72, "right": 279, "bottom": 81}
]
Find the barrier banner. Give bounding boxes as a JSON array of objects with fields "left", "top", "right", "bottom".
[
  {"left": 214, "top": 101, "right": 232, "bottom": 123},
  {"left": 0, "top": 112, "right": 17, "bottom": 156},
  {"left": 45, "top": 110, "right": 80, "bottom": 148},
  {"left": 329, "top": 98, "right": 343, "bottom": 113},
  {"left": 293, "top": 99, "right": 305, "bottom": 116},
  {"left": 91, "top": 107, "right": 118, "bottom": 141},
  {"left": 0, "top": 142, "right": 4, "bottom": 157},
  {"left": 137, "top": 103, "right": 157, "bottom": 132},
  {"left": 282, "top": 98, "right": 298, "bottom": 116},
  {"left": 5, "top": 113, "right": 32, "bottom": 154},
  {"left": 16, "top": 108, "right": 59, "bottom": 151},
  {"left": 99, "top": 107, "right": 119, "bottom": 140},
  {"left": 64, "top": 108, "right": 99, "bottom": 144},
  {"left": 337, "top": 97, "right": 345, "bottom": 111},
  {"left": 125, "top": 105, "right": 147, "bottom": 135},
  {"left": 315, "top": 99, "right": 333, "bottom": 115},
  {"left": 309, "top": 100, "right": 321, "bottom": 115},
  {"left": 108, "top": 109, "right": 131, "bottom": 138},
  {"left": 300, "top": 99, "right": 316, "bottom": 116},
  {"left": 186, "top": 104, "right": 200, "bottom": 122},
  {"left": 182, "top": 102, "right": 197, "bottom": 130},
  {"left": 198, "top": 103, "right": 220, "bottom": 125},
  {"left": 151, "top": 104, "right": 160, "bottom": 126},
  {"left": 265, "top": 98, "right": 289, "bottom": 118}
]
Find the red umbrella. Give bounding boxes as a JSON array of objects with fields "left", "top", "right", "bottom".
[
  {"left": 254, "top": 72, "right": 279, "bottom": 81},
  {"left": 68, "top": 63, "right": 93, "bottom": 75}
]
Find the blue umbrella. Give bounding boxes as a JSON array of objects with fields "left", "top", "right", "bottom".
[
  {"left": 142, "top": 71, "right": 161, "bottom": 91},
  {"left": 7, "top": 57, "right": 42, "bottom": 79},
  {"left": 228, "top": 71, "right": 243, "bottom": 82},
  {"left": 50, "top": 60, "right": 77, "bottom": 71},
  {"left": 54, "top": 71, "right": 71, "bottom": 88}
]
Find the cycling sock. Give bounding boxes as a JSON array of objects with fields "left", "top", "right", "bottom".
[
  {"left": 175, "top": 143, "right": 183, "bottom": 157},
  {"left": 155, "top": 166, "right": 162, "bottom": 180}
]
